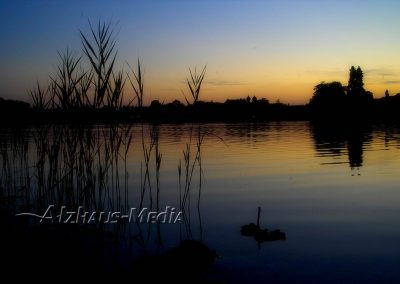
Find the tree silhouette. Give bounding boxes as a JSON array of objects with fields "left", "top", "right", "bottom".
[
  {"left": 310, "top": 81, "right": 346, "bottom": 106},
  {"left": 347, "top": 66, "right": 373, "bottom": 101},
  {"left": 346, "top": 66, "right": 373, "bottom": 116},
  {"left": 309, "top": 81, "right": 346, "bottom": 119},
  {"left": 347, "top": 66, "right": 364, "bottom": 97}
]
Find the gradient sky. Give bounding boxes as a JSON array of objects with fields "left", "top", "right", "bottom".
[{"left": 1, "top": 0, "right": 400, "bottom": 105}]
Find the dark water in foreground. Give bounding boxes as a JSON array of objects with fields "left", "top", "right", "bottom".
[{"left": 1, "top": 122, "right": 400, "bottom": 283}]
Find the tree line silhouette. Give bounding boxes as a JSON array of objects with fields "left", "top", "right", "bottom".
[{"left": 2, "top": 65, "right": 400, "bottom": 123}]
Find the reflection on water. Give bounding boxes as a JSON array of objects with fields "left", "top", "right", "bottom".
[
  {"left": 0, "top": 123, "right": 212, "bottom": 281},
  {"left": 311, "top": 123, "right": 373, "bottom": 174},
  {"left": 1, "top": 122, "right": 400, "bottom": 283}
]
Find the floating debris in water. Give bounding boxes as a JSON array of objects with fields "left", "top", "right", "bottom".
[{"left": 241, "top": 207, "right": 286, "bottom": 246}]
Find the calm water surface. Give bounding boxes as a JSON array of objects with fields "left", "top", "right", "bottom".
[{"left": 2, "top": 121, "right": 400, "bottom": 283}]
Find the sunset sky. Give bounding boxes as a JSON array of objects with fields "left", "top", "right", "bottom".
[{"left": 1, "top": 0, "right": 400, "bottom": 105}]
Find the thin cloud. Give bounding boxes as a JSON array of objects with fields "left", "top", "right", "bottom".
[
  {"left": 306, "top": 67, "right": 399, "bottom": 78},
  {"left": 305, "top": 69, "right": 344, "bottom": 77},
  {"left": 364, "top": 68, "right": 398, "bottom": 77},
  {"left": 383, "top": 80, "right": 400, "bottom": 85},
  {"left": 205, "top": 80, "right": 247, "bottom": 86}
]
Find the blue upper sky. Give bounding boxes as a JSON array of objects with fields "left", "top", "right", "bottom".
[{"left": 1, "top": 0, "right": 400, "bottom": 104}]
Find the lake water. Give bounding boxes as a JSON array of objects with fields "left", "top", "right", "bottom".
[{"left": 1, "top": 121, "right": 400, "bottom": 283}]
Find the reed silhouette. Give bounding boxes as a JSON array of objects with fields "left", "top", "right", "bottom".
[
  {"left": 130, "top": 124, "right": 218, "bottom": 283},
  {"left": 0, "top": 123, "right": 218, "bottom": 281},
  {"left": 0, "top": 123, "right": 134, "bottom": 280},
  {"left": 183, "top": 65, "right": 207, "bottom": 105},
  {"left": 0, "top": 20, "right": 304, "bottom": 123}
]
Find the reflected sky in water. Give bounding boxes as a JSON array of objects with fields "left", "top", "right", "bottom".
[
  {"left": 138, "top": 122, "right": 400, "bottom": 283},
  {"left": 2, "top": 122, "right": 400, "bottom": 283}
]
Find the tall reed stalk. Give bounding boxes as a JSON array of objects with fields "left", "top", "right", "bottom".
[
  {"left": 184, "top": 65, "right": 206, "bottom": 105},
  {"left": 50, "top": 49, "right": 84, "bottom": 109},
  {"left": 80, "top": 21, "right": 117, "bottom": 108},
  {"left": 30, "top": 81, "right": 50, "bottom": 110},
  {"left": 178, "top": 125, "right": 204, "bottom": 240},
  {"left": 107, "top": 71, "right": 126, "bottom": 110},
  {"left": 127, "top": 58, "right": 144, "bottom": 109}
]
